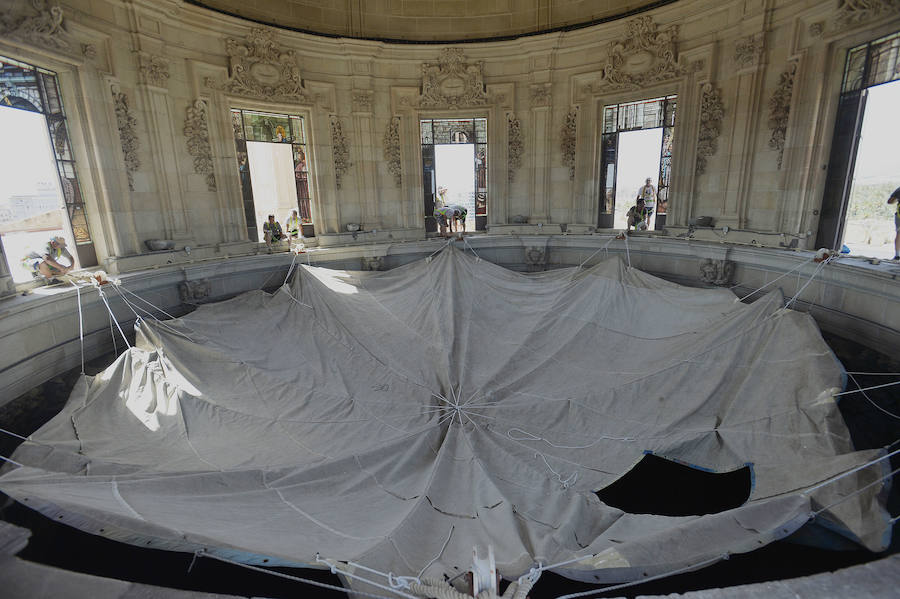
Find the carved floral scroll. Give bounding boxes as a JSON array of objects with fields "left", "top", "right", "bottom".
[{"left": 183, "top": 100, "right": 217, "bottom": 192}]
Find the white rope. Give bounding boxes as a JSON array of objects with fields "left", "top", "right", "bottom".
[
  {"left": 427, "top": 238, "right": 454, "bottom": 260},
  {"left": 283, "top": 252, "right": 299, "bottom": 286},
  {"left": 116, "top": 288, "right": 196, "bottom": 342},
  {"left": 463, "top": 236, "right": 480, "bottom": 260},
  {"left": 577, "top": 236, "right": 616, "bottom": 269},
  {"left": 108, "top": 312, "right": 118, "bottom": 356},
  {"left": 74, "top": 283, "right": 85, "bottom": 374},
  {"left": 622, "top": 232, "right": 631, "bottom": 268},
  {"left": 194, "top": 551, "right": 401, "bottom": 599},
  {"left": 802, "top": 446, "right": 900, "bottom": 494},
  {"left": 736, "top": 254, "right": 816, "bottom": 302},
  {"left": 785, "top": 256, "right": 831, "bottom": 309},
  {"left": 417, "top": 525, "right": 454, "bottom": 578},
  {"left": 0, "top": 454, "right": 23, "bottom": 468},
  {"left": 98, "top": 288, "right": 131, "bottom": 349},
  {"left": 119, "top": 285, "right": 178, "bottom": 320},
  {"left": 535, "top": 452, "right": 577, "bottom": 489},
  {"left": 813, "top": 465, "right": 900, "bottom": 516},
  {"left": 847, "top": 374, "right": 900, "bottom": 420},
  {"left": 554, "top": 554, "right": 727, "bottom": 599},
  {"left": 316, "top": 555, "right": 420, "bottom": 599},
  {"left": 507, "top": 427, "right": 635, "bottom": 448},
  {"left": 846, "top": 371, "right": 900, "bottom": 376},
  {"left": 833, "top": 379, "right": 900, "bottom": 397}
]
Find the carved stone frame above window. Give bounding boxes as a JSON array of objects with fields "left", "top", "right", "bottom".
[
  {"left": 415, "top": 48, "right": 489, "bottom": 109},
  {"left": 600, "top": 16, "right": 684, "bottom": 90},
  {"left": 205, "top": 27, "right": 315, "bottom": 104}
]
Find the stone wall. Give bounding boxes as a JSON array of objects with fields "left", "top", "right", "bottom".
[{"left": 0, "top": 0, "right": 898, "bottom": 280}]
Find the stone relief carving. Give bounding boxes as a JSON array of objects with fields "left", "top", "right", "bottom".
[
  {"left": 768, "top": 62, "right": 797, "bottom": 170},
  {"left": 416, "top": 48, "right": 489, "bottom": 108},
  {"left": 137, "top": 52, "right": 170, "bottom": 88},
  {"left": 836, "top": 0, "right": 900, "bottom": 26},
  {"left": 699, "top": 259, "right": 734, "bottom": 286},
  {"left": 524, "top": 246, "right": 547, "bottom": 269},
  {"left": 734, "top": 34, "right": 765, "bottom": 68},
  {"left": 205, "top": 28, "right": 314, "bottom": 104},
  {"left": 331, "top": 116, "right": 351, "bottom": 190},
  {"left": 383, "top": 118, "right": 401, "bottom": 187},
  {"left": 808, "top": 22, "right": 825, "bottom": 38},
  {"left": 530, "top": 83, "right": 551, "bottom": 107},
  {"left": 0, "top": 0, "right": 69, "bottom": 49},
  {"left": 601, "top": 16, "right": 683, "bottom": 89},
  {"left": 361, "top": 256, "right": 385, "bottom": 271},
  {"left": 111, "top": 85, "right": 140, "bottom": 192},
  {"left": 560, "top": 110, "right": 577, "bottom": 180},
  {"left": 82, "top": 43, "right": 97, "bottom": 59},
  {"left": 508, "top": 114, "right": 523, "bottom": 184},
  {"left": 179, "top": 279, "right": 212, "bottom": 304},
  {"left": 695, "top": 83, "right": 724, "bottom": 176},
  {"left": 183, "top": 99, "right": 217, "bottom": 192},
  {"left": 352, "top": 90, "right": 373, "bottom": 112}
]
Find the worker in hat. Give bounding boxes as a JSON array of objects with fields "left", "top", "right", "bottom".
[{"left": 22, "top": 235, "right": 74, "bottom": 282}]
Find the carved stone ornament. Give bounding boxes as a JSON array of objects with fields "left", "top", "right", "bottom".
[
  {"left": 0, "top": 0, "right": 69, "bottom": 49},
  {"left": 524, "top": 246, "right": 547, "bottom": 268},
  {"left": 734, "top": 34, "right": 765, "bottom": 69},
  {"left": 111, "top": 85, "right": 140, "bottom": 192},
  {"left": 205, "top": 28, "right": 314, "bottom": 104},
  {"left": 179, "top": 279, "right": 212, "bottom": 304},
  {"left": 836, "top": 0, "right": 900, "bottom": 26},
  {"left": 808, "top": 21, "right": 825, "bottom": 38},
  {"left": 699, "top": 259, "right": 734, "bottom": 286},
  {"left": 82, "top": 43, "right": 97, "bottom": 59},
  {"left": 696, "top": 83, "right": 724, "bottom": 176},
  {"left": 601, "top": 16, "right": 683, "bottom": 89},
  {"left": 361, "top": 256, "right": 385, "bottom": 271},
  {"left": 508, "top": 114, "right": 523, "bottom": 184},
  {"left": 183, "top": 99, "right": 217, "bottom": 192},
  {"left": 352, "top": 90, "right": 374, "bottom": 112},
  {"left": 331, "top": 116, "right": 351, "bottom": 190},
  {"left": 383, "top": 118, "right": 401, "bottom": 187},
  {"left": 137, "top": 52, "right": 170, "bottom": 88},
  {"left": 417, "top": 48, "right": 489, "bottom": 108},
  {"left": 768, "top": 62, "right": 797, "bottom": 170},
  {"left": 560, "top": 110, "right": 577, "bottom": 180},
  {"left": 530, "top": 83, "right": 551, "bottom": 107}
]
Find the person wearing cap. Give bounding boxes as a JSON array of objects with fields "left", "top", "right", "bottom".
[{"left": 21, "top": 235, "right": 74, "bottom": 282}]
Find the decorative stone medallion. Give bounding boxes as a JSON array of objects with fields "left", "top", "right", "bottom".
[
  {"left": 699, "top": 259, "right": 734, "bottom": 286},
  {"left": 417, "top": 48, "right": 489, "bottom": 108},
  {"left": 206, "top": 28, "right": 314, "bottom": 104},
  {"left": 734, "top": 34, "right": 765, "bottom": 69},
  {"left": 600, "top": 16, "right": 683, "bottom": 89}
]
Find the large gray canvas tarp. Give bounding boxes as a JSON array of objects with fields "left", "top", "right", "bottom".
[{"left": 0, "top": 246, "right": 891, "bottom": 591}]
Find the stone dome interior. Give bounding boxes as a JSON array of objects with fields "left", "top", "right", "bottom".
[{"left": 189, "top": 0, "right": 667, "bottom": 41}]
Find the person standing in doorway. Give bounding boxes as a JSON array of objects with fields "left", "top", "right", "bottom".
[
  {"left": 637, "top": 177, "right": 656, "bottom": 230},
  {"left": 889, "top": 186, "right": 900, "bottom": 260}
]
